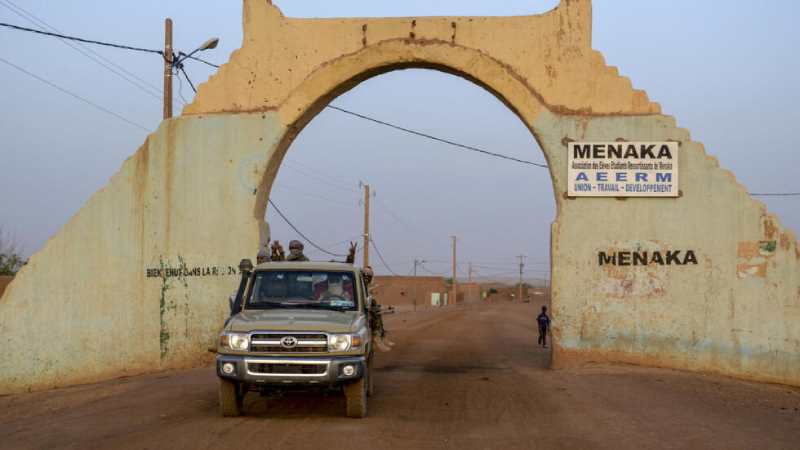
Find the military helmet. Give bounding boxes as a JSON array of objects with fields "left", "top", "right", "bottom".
[{"left": 288, "top": 240, "right": 304, "bottom": 251}]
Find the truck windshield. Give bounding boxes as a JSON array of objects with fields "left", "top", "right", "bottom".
[{"left": 245, "top": 271, "right": 358, "bottom": 311}]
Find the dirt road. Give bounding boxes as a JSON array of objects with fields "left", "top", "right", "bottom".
[{"left": 1, "top": 303, "right": 798, "bottom": 449}]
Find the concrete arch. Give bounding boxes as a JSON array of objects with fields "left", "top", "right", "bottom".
[
  {"left": 1, "top": 0, "right": 798, "bottom": 393},
  {"left": 254, "top": 38, "right": 562, "bottom": 221}
]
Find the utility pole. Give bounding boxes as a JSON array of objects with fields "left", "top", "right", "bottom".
[
  {"left": 413, "top": 258, "right": 425, "bottom": 312},
  {"left": 451, "top": 236, "right": 457, "bottom": 306},
  {"left": 519, "top": 257, "right": 523, "bottom": 302},
  {"left": 362, "top": 183, "right": 370, "bottom": 267},
  {"left": 468, "top": 262, "right": 473, "bottom": 303},
  {"left": 163, "top": 18, "right": 173, "bottom": 120}
]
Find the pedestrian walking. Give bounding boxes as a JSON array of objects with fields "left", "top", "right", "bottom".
[{"left": 537, "top": 305, "right": 551, "bottom": 348}]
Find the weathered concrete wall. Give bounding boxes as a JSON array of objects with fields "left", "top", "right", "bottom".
[
  {"left": 0, "top": 114, "right": 285, "bottom": 392},
  {"left": 539, "top": 111, "right": 800, "bottom": 385},
  {"left": 1, "top": 0, "right": 798, "bottom": 393}
]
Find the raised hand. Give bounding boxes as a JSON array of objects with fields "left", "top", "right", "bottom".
[{"left": 346, "top": 241, "right": 357, "bottom": 264}]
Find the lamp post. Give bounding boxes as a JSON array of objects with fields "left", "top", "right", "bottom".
[
  {"left": 163, "top": 17, "right": 219, "bottom": 119},
  {"left": 175, "top": 37, "right": 219, "bottom": 66}
]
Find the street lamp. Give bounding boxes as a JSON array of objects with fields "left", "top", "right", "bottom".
[
  {"left": 163, "top": 16, "right": 220, "bottom": 119},
  {"left": 175, "top": 37, "right": 219, "bottom": 65}
]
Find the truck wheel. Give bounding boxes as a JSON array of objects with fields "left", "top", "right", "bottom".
[
  {"left": 344, "top": 376, "right": 368, "bottom": 418},
  {"left": 218, "top": 378, "right": 243, "bottom": 417}
]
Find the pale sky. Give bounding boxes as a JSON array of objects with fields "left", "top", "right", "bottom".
[{"left": 1, "top": 1, "right": 798, "bottom": 280}]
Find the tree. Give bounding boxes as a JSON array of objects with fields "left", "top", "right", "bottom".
[{"left": 0, "top": 228, "right": 25, "bottom": 276}]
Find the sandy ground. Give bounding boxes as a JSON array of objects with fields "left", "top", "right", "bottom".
[{"left": 0, "top": 302, "right": 798, "bottom": 450}]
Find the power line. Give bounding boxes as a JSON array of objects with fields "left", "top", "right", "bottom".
[
  {"left": 373, "top": 197, "right": 422, "bottom": 234},
  {"left": 0, "top": 2, "right": 163, "bottom": 101},
  {"left": 271, "top": 183, "right": 359, "bottom": 208},
  {"left": 321, "top": 236, "right": 361, "bottom": 251},
  {"left": 267, "top": 199, "right": 346, "bottom": 258},
  {"left": 178, "top": 65, "right": 197, "bottom": 93},
  {"left": 325, "top": 104, "right": 548, "bottom": 168},
  {"left": 0, "top": 56, "right": 149, "bottom": 131},
  {"left": 0, "top": 21, "right": 162, "bottom": 55},
  {"left": 280, "top": 161, "right": 360, "bottom": 193},
  {"left": 182, "top": 52, "right": 219, "bottom": 68},
  {"left": 419, "top": 263, "right": 446, "bottom": 276},
  {"left": 750, "top": 192, "right": 800, "bottom": 197},
  {"left": 369, "top": 237, "right": 399, "bottom": 275},
  {"left": 174, "top": 66, "right": 189, "bottom": 105}
]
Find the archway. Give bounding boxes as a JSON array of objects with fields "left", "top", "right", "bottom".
[
  {"left": 1, "top": 0, "right": 797, "bottom": 394},
  {"left": 266, "top": 66, "right": 555, "bottom": 321}
]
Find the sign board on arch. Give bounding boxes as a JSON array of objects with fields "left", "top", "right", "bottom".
[{"left": 567, "top": 142, "right": 679, "bottom": 197}]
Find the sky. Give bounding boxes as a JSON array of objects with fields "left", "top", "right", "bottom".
[{"left": 1, "top": 1, "right": 798, "bottom": 281}]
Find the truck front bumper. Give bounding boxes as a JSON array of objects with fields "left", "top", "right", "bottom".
[{"left": 216, "top": 354, "right": 366, "bottom": 385}]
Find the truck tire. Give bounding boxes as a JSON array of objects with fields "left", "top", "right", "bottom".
[
  {"left": 218, "top": 378, "right": 243, "bottom": 417},
  {"left": 344, "top": 375, "right": 368, "bottom": 418}
]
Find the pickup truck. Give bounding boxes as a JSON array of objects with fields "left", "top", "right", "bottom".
[{"left": 216, "top": 260, "right": 374, "bottom": 418}]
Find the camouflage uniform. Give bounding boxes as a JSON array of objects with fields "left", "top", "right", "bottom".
[{"left": 363, "top": 266, "right": 393, "bottom": 351}]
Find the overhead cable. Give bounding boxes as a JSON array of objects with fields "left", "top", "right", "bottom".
[
  {"left": 326, "top": 104, "right": 549, "bottom": 168},
  {"left": 750, "top": 192, "right": 800, "bottom": 197},
  {"left": 0, "top": 2, "right": 163, "bottom": 100},
  {"left": 267, "top": 199, "right": 347, "bottom": 258},
  {"left": 182, "top": 52, "right": 219, "bottom": 68},
  {"left": 0, "top": 21, "right": 163, "bottom": 55},
  {"left": 369, "top": 236, "right": 399, "bottom": 275},
  {"left": 0, "top": 56, "right": 149, "bottom": 131},
  {"left": 178, "top": 65, "right": 197, "bottom": 93}
]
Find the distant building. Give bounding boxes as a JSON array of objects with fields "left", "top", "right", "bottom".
[{"left": 372, "top": 276, "right": 449, "bottom": 311}]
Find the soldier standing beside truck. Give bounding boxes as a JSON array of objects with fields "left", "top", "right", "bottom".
[{"left": 362, "top": 266, "right": 394, "bottom": 351}]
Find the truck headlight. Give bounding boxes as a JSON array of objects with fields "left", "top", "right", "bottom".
[
  {"left": 220, "top": 332, "right": 249, "bottom": 351},
  {"left": 328, "top": 334, "right": 352, "bottom": 352}
]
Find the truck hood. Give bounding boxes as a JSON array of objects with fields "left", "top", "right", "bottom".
[{"left": 228, "top": 309, "right": 362, "bottom": 333}]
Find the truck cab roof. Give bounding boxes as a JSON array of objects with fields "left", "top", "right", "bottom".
[{"left": 254, "top": 261, "right": 360, "bottom": 272}]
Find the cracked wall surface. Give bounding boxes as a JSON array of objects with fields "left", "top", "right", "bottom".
[{"left": 1, "top": 0, "right": 798, "bottom": 393}]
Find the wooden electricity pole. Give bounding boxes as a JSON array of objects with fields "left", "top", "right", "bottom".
[
  {"left": 163, "top": 18, "right": 173, "bottom": 120},
  {"left": 413, "top": 258, "right": 424, "bottom": 312},
  {"left": 517, "top": 255, "right": 526, "bottom": 302},
  {"left": 468, "top": 262, "right": 473, "bottom": 302},
  {"left": 451, "top": 236, "right": 457, "bottom": 306},
  {"left": 362, "top": 183, "right": 370, "bottom": 267}
]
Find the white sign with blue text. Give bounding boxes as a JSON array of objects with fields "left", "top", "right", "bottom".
[{"left": 567, "top": 142, "right": 679, "bottom": 197}]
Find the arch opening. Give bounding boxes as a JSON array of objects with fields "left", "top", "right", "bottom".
[
  {"left": 258, "top": 66, "right": 556, "bottom": 352},
  {"left": 255, "top": 57, "right": 562, "bottom": 227}
]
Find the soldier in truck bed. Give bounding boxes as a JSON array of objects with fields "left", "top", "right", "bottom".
[{"left": 286, "top": 240, "right": 309, "bottom": 262}]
